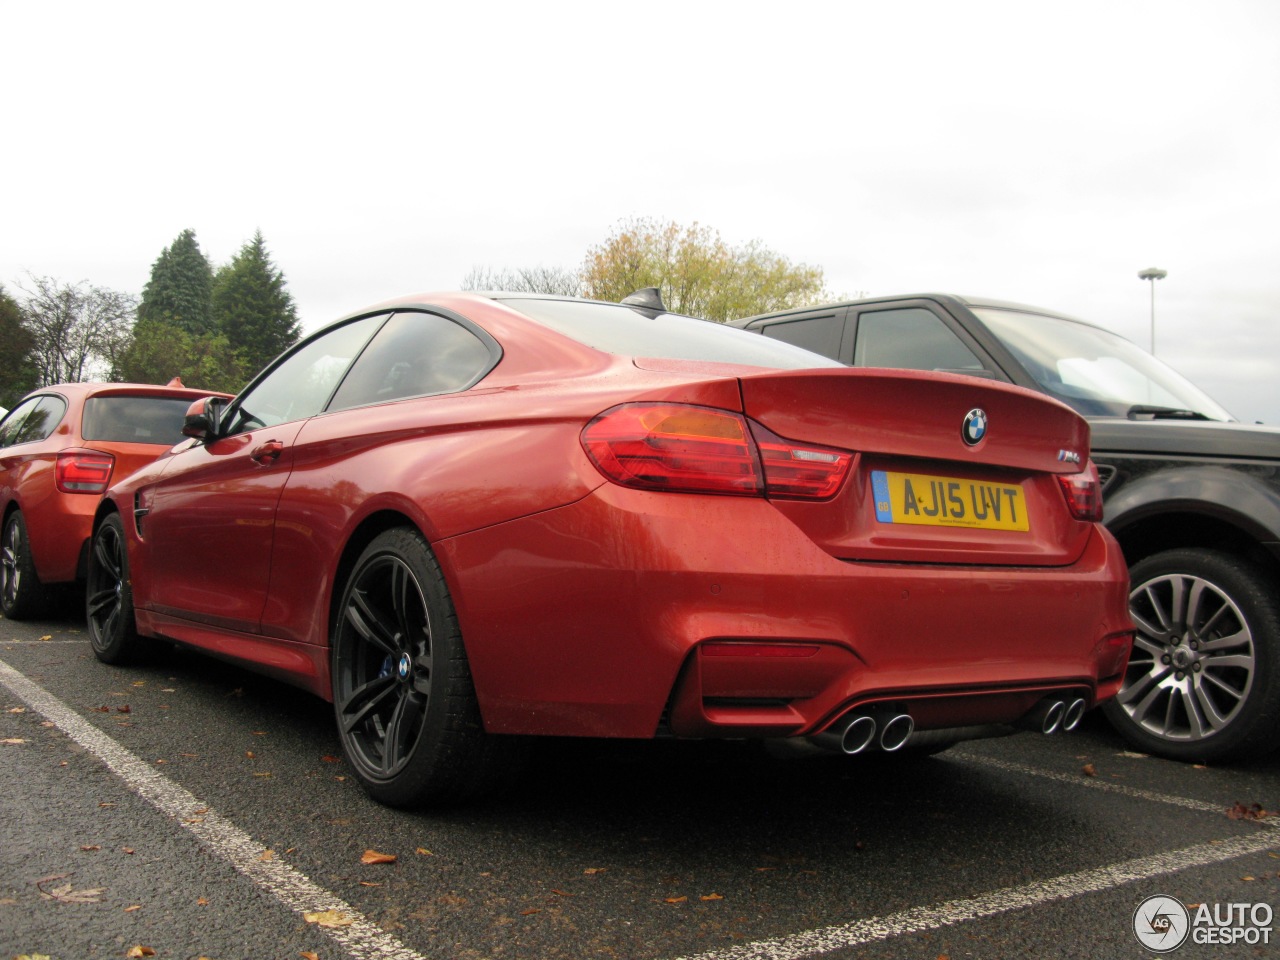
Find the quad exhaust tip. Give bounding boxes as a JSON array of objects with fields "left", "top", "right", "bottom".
[
  {"left": 1018, "top": 696, "right": 1090, "bottom": 735},
  {"left": 812, "top": 709, "right": 914, "bottom": 755}
]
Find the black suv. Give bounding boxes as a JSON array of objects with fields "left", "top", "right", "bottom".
[{"left": 733, "top": 294, "right": 1280, "bottom": 763}]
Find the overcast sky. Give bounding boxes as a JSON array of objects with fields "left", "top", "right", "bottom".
[{"left": 4, "top": 1, "right": 1278, "bottom": 421}]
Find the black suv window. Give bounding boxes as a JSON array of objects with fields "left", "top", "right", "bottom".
[
  {"left": 0, "top": 395, "right": 67, "bottom": 447},
  {"left": 328, "top": 311, "right": 496, "bottom": 411},
  {"left": 854, "top": 308, "right": 985, "bottom": 372},
  {"left": 758, "top": 313, "right": 843, "bottom": 358},
  {"left": 82, "top": 396, "right": 204, "bottom": 444}
]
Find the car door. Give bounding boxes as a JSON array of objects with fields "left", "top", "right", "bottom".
[{"left": 141, "top": 313, "right": 389, "bottom": 632}]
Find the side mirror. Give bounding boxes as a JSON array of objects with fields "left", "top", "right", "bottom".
[{"left": 181, "top": 396, "right": 227, "bottom": 440}]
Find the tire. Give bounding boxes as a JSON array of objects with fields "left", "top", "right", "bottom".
[
  {"left": 1102, "top": 548, "right": 1280, "bottom": 763},
  {"left": 0, "top": 510, "right": 51, "bottom": 620},
  {"left": 331, "top": 527, "right": 517, "bottom": 807},
  {"left": 86, "top": 513, "right": 147, "bottom": 665}
]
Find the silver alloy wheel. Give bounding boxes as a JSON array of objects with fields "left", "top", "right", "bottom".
[{"left": 1115, "top": 570, "right": 1256, "bottom": 742}]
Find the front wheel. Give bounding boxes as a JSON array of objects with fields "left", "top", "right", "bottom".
[
  {"left": 331, "top": 527, "right": 517, "bottom": 807},
  {"left": 1102, "top": 548, "right": 1280, "bottom": 762},
  {"left": 86, "top": 513, "right": 148, "bottom": 664},
  {"left": 0, "top": 510, "right": 50, "bottom": 620}
]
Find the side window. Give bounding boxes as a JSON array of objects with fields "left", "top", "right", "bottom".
[
  {"left": 223, "top": 313, "right": 387, "bottom": 435},
  {"left": 0, "top": 398, "right": 42, "bottom": 448},
  {"left": 853, "top": 308, "right": 985, "bottom": 372},
  {"left": 0, "top": 396, "right": 67, "bottom": 447},
  {"left": 328, "top": 311, "right": 496, "bottom": 412},
  {"left": 757, "top": 314, "right": 843, "bottom": 360}
]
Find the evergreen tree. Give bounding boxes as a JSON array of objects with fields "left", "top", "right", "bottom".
[
  {"left": 212, "top": 231, "right": 301, "bottom": 373},
  {"left": 138, "top": 228, "right": 215, "bottom": 334},
  {"left": 0, "top": 284, "right": 37, "bottom": 407}
]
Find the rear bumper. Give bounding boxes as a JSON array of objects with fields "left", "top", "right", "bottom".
[{"left": 438, "top": 484, "right": 1133, "bottom": 739}]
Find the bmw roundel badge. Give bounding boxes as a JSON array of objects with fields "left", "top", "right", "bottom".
[
  {"left": 398, "top": 652, "right": 412, "bottom": 680},
  {"left": 962, "top": 408, "right": 987, "bottom": 446}
]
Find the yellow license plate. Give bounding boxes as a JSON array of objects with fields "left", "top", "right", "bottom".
[{"left": 871, "top": 470, "right": 1029, "bottom": 531}]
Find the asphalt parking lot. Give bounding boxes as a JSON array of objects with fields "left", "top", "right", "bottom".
[{"left": 1, "top": 609, "right": 1277, "bottom": 960}]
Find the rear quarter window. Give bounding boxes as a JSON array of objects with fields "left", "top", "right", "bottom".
[{"left": 81, "top": 396, "right": 201, "bottom": 444}]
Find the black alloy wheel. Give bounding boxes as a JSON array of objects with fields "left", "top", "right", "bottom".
[
  {"left": 332, "top": 527, "right": 514, "bottom": 807},
  {"left": 1103, "top": 548, "right": 1280, "bottom": 762},
  {"left": 86, "top": 513, "right": 145, "bottom": 664},
  {"left": 0, "top": 510, "right": 50, "bottom": 620}
]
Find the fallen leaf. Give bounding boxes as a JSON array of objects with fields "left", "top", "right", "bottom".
[
  {"left": 301, "top": 953, "right": 320, "bottom": 960},
  {"left": 361, "top": 849, "right": 397, "bottom": 865},
  {"left": 80, "top": 845, "right": 101, "bottom": 852},
  {"left": 161, "top": 688, "right": 176, "bottom": 693},
  {"left": 583, "top": 867, "right": 606, "bottom": 875},
  {"left": 665, "top": 896, "right": 688, "bottom": 904},
  {"left": 259, "top": 850, "right": 275, "bottom": 861},
  {"left": 1081, "top": 763, "right": 1097, "bottom": 777},
  {"left": 246, "top": 751, "right": 255, "bottom": 759},
  {"left": 124, "top": 904, "right": 142, "bottom": 912},
  {"left": 122, "top": 847, "right": 135, "bottom": 855},
  {"left": 1227, "top": 802, "right": 1271, "bottom": 820},
  {"left": 1242, "top": 875, "right": 1256, "bottom": 881},
  {"left": 6, "top": 706, "right": 24, "bottom": 713},
  {"left": 94, "top": 705, "right": 110, "bottom": 713},
  {"left": 37, "top": 875, "right": 105, "bottom": 903},
  {"left": 415, "top": 847, "right": 433, "bottom": 856},
  {"left": 180, "top": 753, "right": 199, "bottom": 758},
  {"left": 126, "top": 947, "right": 155, "bottom": 958},
  {"left": 304, "top": 909, "right": 354, "bottom": 928},
  {"left": 359, "top": 881, "right": 383, "bottom": 887},
  {"left": 701, "top": 893, "right": 724, "bottom": 901},
  {"left": 131, "top": 681, "right": 146, "bottom": 687},
  {"left": 38, "top": 634, "right": 52, "bottom": 641},
  {"left": 117, "top": 705, "right": 131, "bottom": 713},
  {"left": 322, "top": 755, "right": 342, "bottom": 763},
  {"left": 197, "top": 896, "right": 209, "bottom": 905},
  {"left": 552, "top": 889, "right": 574, "bottom": 897},
  {"left": 520, "top": 908, "right": 540, "bottom": 915},
  {"left": 1, "top": 738, "right": 25, "bottom": 745},
  {"left": 252, "top": 730, "right": 266, "bottom": 735},
  {"left": 98, "top": 802, "right": 116, "bottom": 809},
  {"left": 252, "top": 772, "right": 273, "bottom": 778}
]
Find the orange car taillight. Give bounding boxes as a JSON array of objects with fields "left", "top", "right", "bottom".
[
  {"left": 581, "top": 403, "right": 852, "bottom": 500},
  {"left": 1056, "top": 462, "right": 1103, "bottom": 522},
  {"left": 56, "top": 450, "right": 115, "bottom": 494}
]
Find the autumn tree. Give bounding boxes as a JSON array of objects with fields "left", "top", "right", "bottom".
[
  {"left": 0, "top": 284, "right": 37, "bottom": 407},
  {"left": 212, "top": 231, "right": 301, "bottom": 373},
  {"left": 580, "top": 218, "right": 829, "bottom": 322},
  {"left": 18, "top": 276, "right": 135, "bottom": 385},
  {"left": 138, "top": 228, "right": 215, "bottom": 334},
  {"left": 461, "top": 265, "right": 582, "bottom": 297}
]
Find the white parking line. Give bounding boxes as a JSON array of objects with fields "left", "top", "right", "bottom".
[
  {"left": 953, "top": 750, "right": 1261, "bottom": 819},
  {"left": 0, "top": 657, "right": 428, "bottom": 960},
  {"left": 666, "top": 831, "right": 1278, "bottom": 960}
]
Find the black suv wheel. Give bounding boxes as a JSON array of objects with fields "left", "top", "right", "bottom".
[{"left": 1103, "top": 548, "right": 1280, "bottom": 762}]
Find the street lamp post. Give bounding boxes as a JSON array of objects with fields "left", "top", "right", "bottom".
[{"left": 1138, "top": 267, "right": 1167, "bottom": 354}]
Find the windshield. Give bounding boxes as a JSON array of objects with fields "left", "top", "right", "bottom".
[
  {"left": 502, "top": 297, "right": 843, "bottom": 370},
  {"left": 974, "top": 307, "right": 1234, "bottom": 421}
]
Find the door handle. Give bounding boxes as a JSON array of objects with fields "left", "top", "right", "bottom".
[{"left": 250, "top": 440, "right": 285, "bottom": 464}]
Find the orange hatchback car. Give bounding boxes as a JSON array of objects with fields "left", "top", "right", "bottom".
[{"left": 0, "top": 381, "right": 230, "bottom": 619}]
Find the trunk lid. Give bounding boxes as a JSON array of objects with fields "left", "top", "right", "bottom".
[{"left": 738, "top": 368, "right": 1095, "bottom": 566}]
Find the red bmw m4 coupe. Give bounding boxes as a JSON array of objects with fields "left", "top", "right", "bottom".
[{"left": 85, "top": 291, "right": 1132, "bottom": 806}]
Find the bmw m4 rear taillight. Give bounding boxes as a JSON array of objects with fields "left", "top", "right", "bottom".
[
  {"left": 582, "top": 403, "right": 852, "bottom": 500},
  {"left": 56, "top": 450, "right": 115, "bottom": 494},
  {"left": 1056, "top": 462, "right": 1103, "bottom": 522}
]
